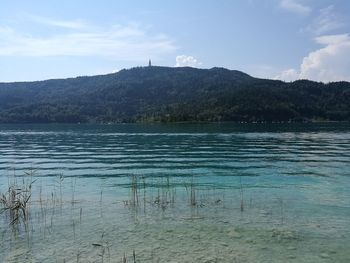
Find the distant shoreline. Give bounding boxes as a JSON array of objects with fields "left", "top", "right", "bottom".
[{"left": 0, "top": 120, "right": 349, "bottom": 125}]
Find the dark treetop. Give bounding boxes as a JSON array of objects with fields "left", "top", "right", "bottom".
[{"left": 0, "top": 66, "right": 349, "bottom": 123}]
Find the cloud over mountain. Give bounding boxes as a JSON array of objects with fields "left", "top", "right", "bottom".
[
  {"left": 276, "top": 34, "right": 350, "bottom": 82},
  {"left": 175, "top": 55, "right": 201, "bottom": 67}
]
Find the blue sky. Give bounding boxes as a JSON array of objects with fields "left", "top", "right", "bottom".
[{"left": 0, "top": 0, "right": 349, "bottom": 82}]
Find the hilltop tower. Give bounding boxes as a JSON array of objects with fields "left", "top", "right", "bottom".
[{"left": 148, "top": 59, "right": 152, "bottom": 67}]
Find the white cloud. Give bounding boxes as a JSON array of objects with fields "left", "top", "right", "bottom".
[
  {"left": 279, "top": 0, "right": 311, "bottom": 15},
  {"left": 315, "top": 34, "right": 349, "bottom": 45},
  {"left": 274, "top": 68, "right": 299, "bottom": 82},
  {"left": 175, "top": 55, "right": 201, "bottom": 67},
  {"left": 0, "top": 19, "right": 177, "bottom": 61},
  {"left": 28, "top": 15, "right": 88, "bottom": 29},
  {"left": 300, "top": 34, "right": 350, "bottom": 81},
  {"left": 275, "top": 34, "right": 350, "bottom": 82},
  {"left": 303, "top": 5, "right": 344, "bottom": 35}
]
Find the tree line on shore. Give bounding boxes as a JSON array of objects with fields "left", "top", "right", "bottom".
[{"left": 0, "top": 66, "right": 349, "bottom": 123}]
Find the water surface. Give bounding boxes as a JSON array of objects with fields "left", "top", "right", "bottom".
[{"left": 0, "top": 123, "right": 349, "bottom": 262}]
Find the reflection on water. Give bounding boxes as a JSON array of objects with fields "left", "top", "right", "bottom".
[{"left": 0, "top": 123, "right": 350, "bottom": 262}]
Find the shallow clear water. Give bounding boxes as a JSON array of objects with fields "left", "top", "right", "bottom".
[{"left": 0, "top": 123, "right": 350, "bottom": 262}]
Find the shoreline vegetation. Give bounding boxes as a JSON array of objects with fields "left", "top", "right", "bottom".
[
  {"left": 0, "top": 171, "right": 298, "bottom": 262},
  {"left": 0, "top": 66, "right": 349, "bottom": 124},
  {"left": 1, "top": 170, "right": 348, "bottom": 262},
  {"left": 1, "top": 119, "right": 350, "bottom": 125},
  {"left": 0, "top": 171, "right": 249, "bottom": 262}
]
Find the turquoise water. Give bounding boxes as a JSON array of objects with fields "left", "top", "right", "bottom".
[{"left": 0, "top": 123, "right": 350, "bottom": 262}]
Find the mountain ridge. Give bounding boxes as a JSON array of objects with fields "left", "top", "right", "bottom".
[{"left": 0, "top": 66, "right": 349, "bottom": 123}]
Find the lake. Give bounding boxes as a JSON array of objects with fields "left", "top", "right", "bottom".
[{"left": 0, "top": 123, "right": 350, "bottom": 262}]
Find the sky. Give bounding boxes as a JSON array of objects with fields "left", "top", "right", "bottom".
[{"left": 0, "top": 0, "right": 350, "bottom": 82}]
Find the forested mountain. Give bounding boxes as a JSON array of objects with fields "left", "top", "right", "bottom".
[{"left": 0, "top": 66, "right": 349, "bottom": 123}]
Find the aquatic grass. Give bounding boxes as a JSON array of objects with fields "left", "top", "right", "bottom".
[
  {"left": 58, "top": 174, "right": 64, "bottom": 206},
  {"left": 11, "top": 173, "right": 350, "bottom": 262},
  {"left": 190, "top": 180, "right": 196, "bottom": 206},
  {"left": 184, "top": 176, "right": 197, "bottom": 206},
  {"left": 120, "top": 250, "right": 136, "bottom": 263},
  {"left": 126, "top": 175, "right": 178, "bottom": 212},
  {"left": 71, "top": 178, "right": 77, "bottom": 205},
  {"left": 0, "top": 170, "right": 37, "bottom": 227},
  {"left": 130, "top": 175, "right": 140, "bottom": 207},
  {"left": 142, "top": 176, "right": 147, "bottom": 213},
  {"left": 0, "top": 169, "right": 302, "bottom": 262},
  {"left": 0, "top": 185, "right": 31, "bottom": 226},
  {"left": 239, "top": 176, "right": 244, "bottom": 212},
  {"left": 0, "top": 179, "right": 37, "bottom": 243},
  {"left": 278, "top": 197, "right": 284, "bottom": 225},
  {"left": 153, "top": 177, "right": 178, "bottom": 211},
  {"left": 92, "top": 231, "right": 111, "bottom": 263}
]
